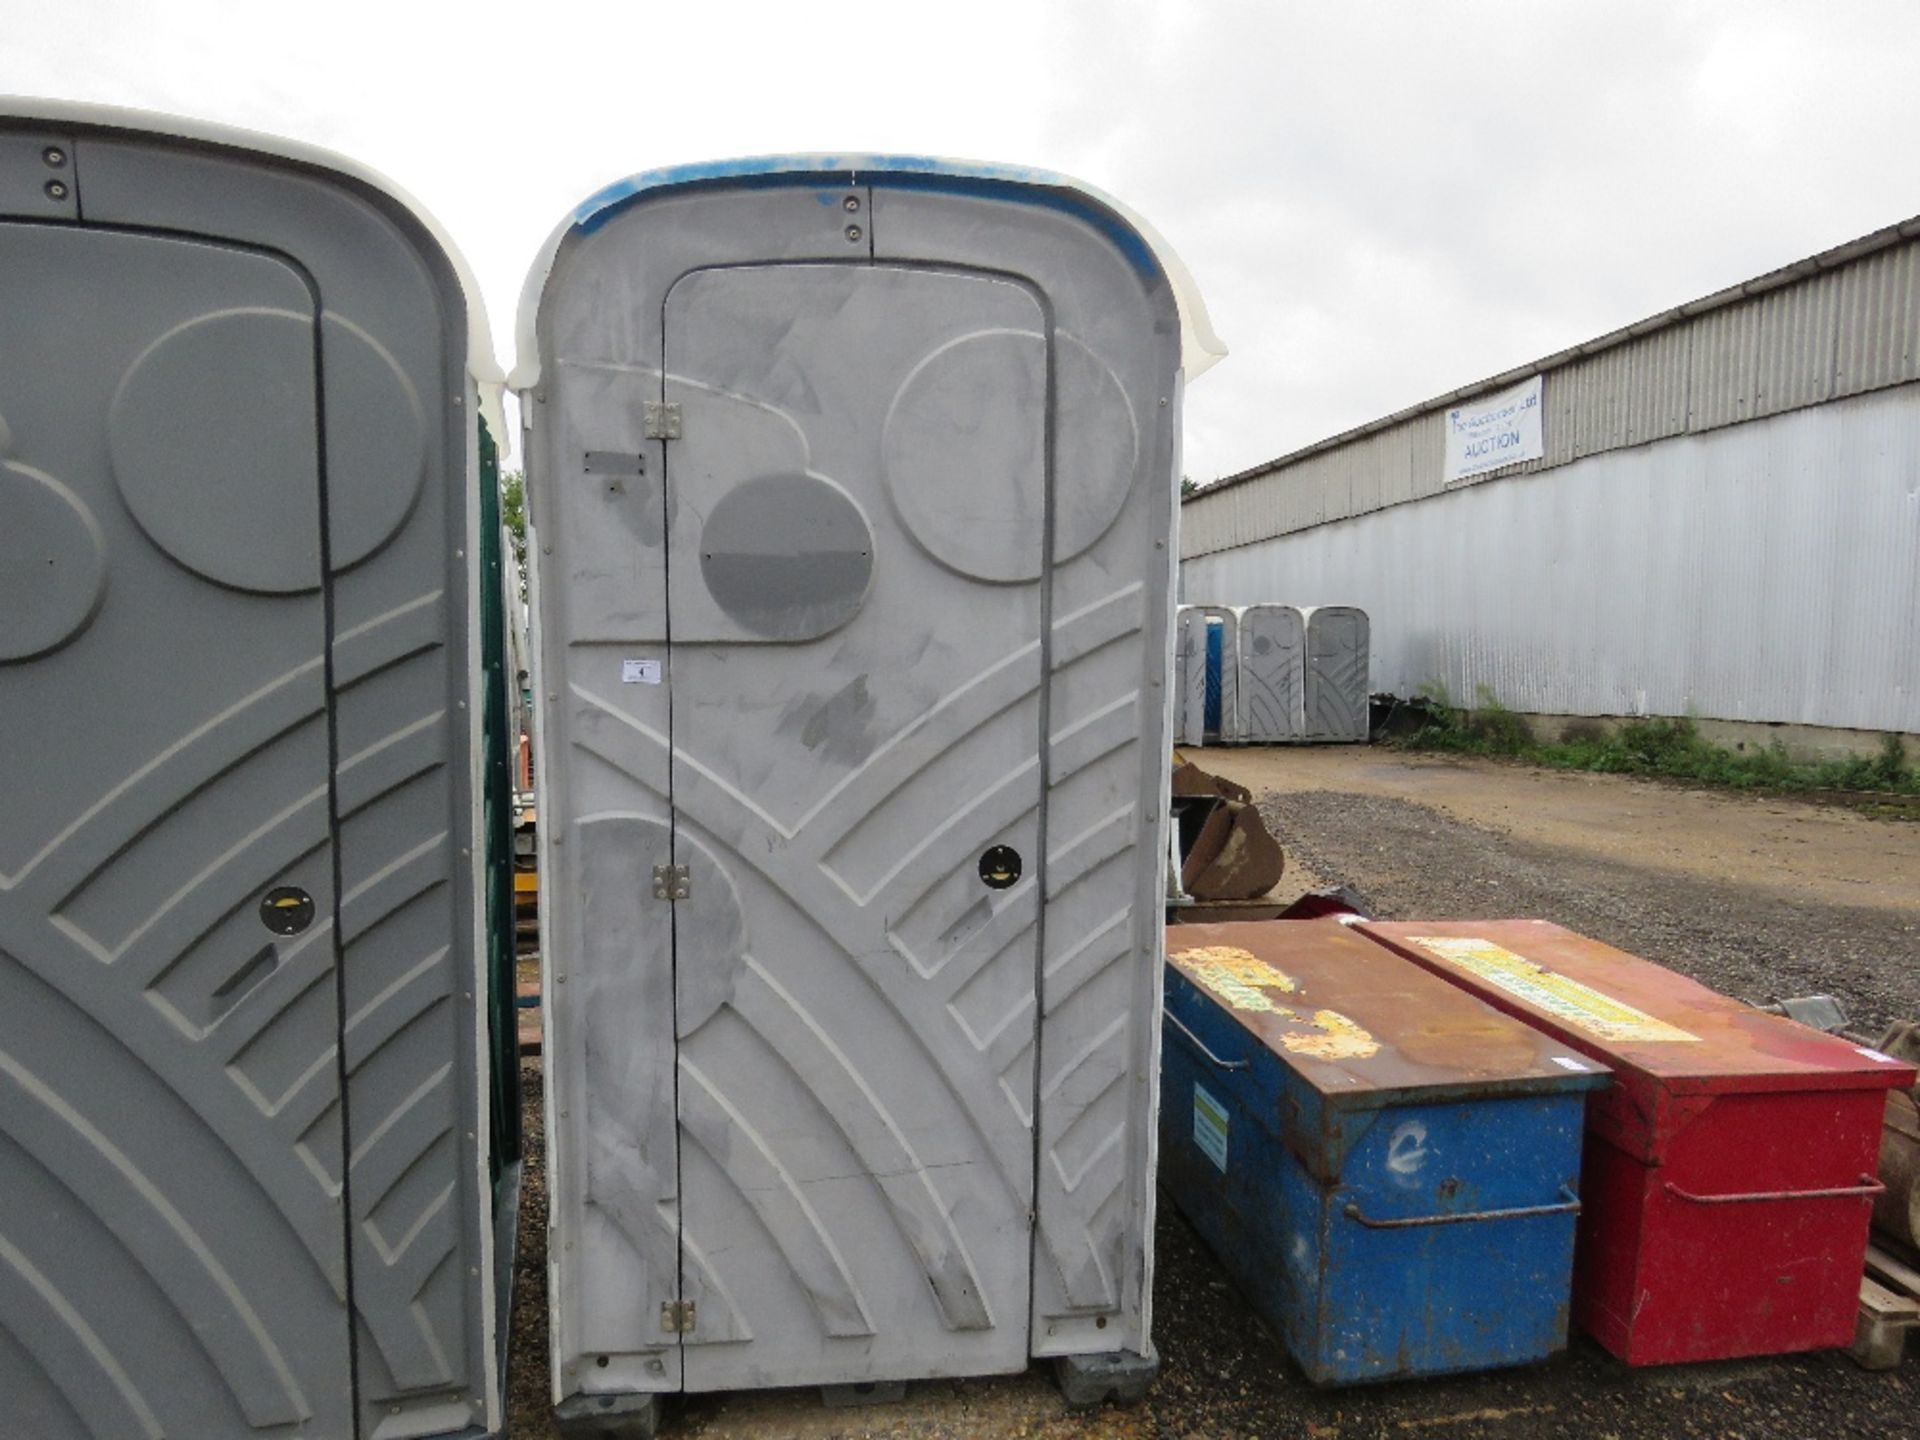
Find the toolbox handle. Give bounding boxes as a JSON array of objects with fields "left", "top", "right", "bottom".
[
  {"left": 1662, "top": 1174, "right": 1885, "bottom": 1206},
  {"left": 1341, "top": 1185, "right": 1581, "bottom": 1229},
  {"left": 1165, "top": 1012, "right": 1250, "bottom": 1072}
]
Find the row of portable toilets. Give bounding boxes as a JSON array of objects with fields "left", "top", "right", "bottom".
[
  {"left": 3, "top": 102, "right": 1910, "bottom": 1440},
  {"left": 1175, "top": 603, "right": 1371, "bottom": 746}
]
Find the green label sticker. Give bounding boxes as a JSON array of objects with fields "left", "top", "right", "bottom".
[{"left": 1193, "top": 1083, "right": 1229, "bottom": 1172}]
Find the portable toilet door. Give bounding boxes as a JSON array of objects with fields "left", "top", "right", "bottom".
[
  {"left": 1173, "top": 605, "right": 1208, "bottom": 746},
  {"left": 1238, "top": 604, "right": 1306, "bottom": 743},
  {"left": 0, "top": 105, "right": 513, "bottom": 1440},
  {"left": 1184, "top": 604, "right": 1240, "bottom": 744},
  {"left": 1302, "top": 604, "right": 1371, "bottom": 741},
  {"left": 517, "top": 156, "right": 1221, "bottom": 1424}
]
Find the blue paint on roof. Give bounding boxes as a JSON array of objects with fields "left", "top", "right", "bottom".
[{"left": 568, "top": 154, "right": 1162, "bottom": 279}]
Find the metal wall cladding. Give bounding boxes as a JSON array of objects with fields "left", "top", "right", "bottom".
[
  {"left": 0, "top": 113, "right": 500, "bottom": 1440},
  {"left": 1158, "top": 921, "right": 1605, "bottom": 1384},
  {"left": 1357, "top": 921, "right": 1918, "bottom": 1366},
  {"left": 1181, "top": 232, "right": 1920, "bottom": 563},
  {"left": 1834, "top": 242, "right": 1920, "bottom": 398},
  {"left": 1182, "top": 386, "right": 1920, "bottom": 733},
  {"left": 525, "top": 163, "right": 1182, "bottom": 1403}
]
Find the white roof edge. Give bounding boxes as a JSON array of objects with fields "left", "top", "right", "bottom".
[
  {"left": 2, "top": 96, "right": 508, "bottom": 446},
  {"left": 508, "top": 153, "right": 1227, "bottom": 393}
]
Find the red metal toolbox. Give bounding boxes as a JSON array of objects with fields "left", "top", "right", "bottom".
[{"left": 1356, "top": 920, "right": 1918, "bottom": 1366}]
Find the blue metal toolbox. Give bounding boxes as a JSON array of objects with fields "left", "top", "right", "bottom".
[{"left": 1159, "top": 920, "right": 1611, "bottom": 1384}]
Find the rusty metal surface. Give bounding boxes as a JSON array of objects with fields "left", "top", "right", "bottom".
[
  {"left": 1875, "top": 1089, "right": 1920, "bottom": 1248},
  {"left": 1171, "top": 758, "right": 1251, "bottom": 803},
  {"left": 1360, "top": 920, "right": 1920, "bottom": 1097},
  {"left": 1167, "top": 899, "right": 1288, "bottom": 924},
  {"left": 1165, "top": 920, "right": 1609, "bottom": 1105},
  {"left": 1179, "top": 800, "right": 1284, "bottom": 900}
]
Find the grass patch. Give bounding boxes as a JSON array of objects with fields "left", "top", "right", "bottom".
[{"left": 1395, "top": 685, "right": 1919, "bottom": 797}]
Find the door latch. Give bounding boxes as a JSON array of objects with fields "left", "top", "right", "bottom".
[
  {"left": 660, "top": 1299, "right": 696, "bottom": 1333},
  {"left": 643, "top": 402, "right": 682, "bottom": 440},
  {"left": 651, "top": 864, "right": 691, "bottom": 901}
]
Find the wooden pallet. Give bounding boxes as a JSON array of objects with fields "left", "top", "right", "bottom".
[
  {"left": 516, "top": 979, "right": 543, "bottom": 1058},
  {"left": 1851, "top": 1243, "right": 1920, "bottom": 1370}
]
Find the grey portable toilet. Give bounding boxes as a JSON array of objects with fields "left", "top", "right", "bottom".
[
  {"left": 516, "top": 155, "right": 1222, "bottom": 1430},
  {"left": 1238, "top": 604, "right": 1307, "bottom": 743},
  {"left": 1302, "top": 604, "right": 1372, "bottom": 741},
  {"left": 0, "top": 103, "right": 517, "bottom": 1440},
  {"left": 1173, "top": 604, "right": 1208, "bottom": 746}
]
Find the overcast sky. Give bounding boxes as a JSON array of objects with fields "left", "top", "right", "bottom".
[{"left": 6, "top": 1, "right": 1916, "bottom": 481}]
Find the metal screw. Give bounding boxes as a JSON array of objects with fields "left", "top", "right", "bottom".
[
  {"left": 43, "top": 145, "right": 66, "bottom": 167},
  {"left": 843, "top": 195, "right": 860, "bottom": 212},
  {"left": 44, "top": 179, "right": 68, "bottom": 201},
  {"left": 844, "top": 224, "right": 863, "bottom": 243}
]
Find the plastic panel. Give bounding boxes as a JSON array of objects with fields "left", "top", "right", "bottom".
[
  {"left": 1, "top": 111, "right": 499, "bottom": 1440},
  {"left": 527, "top": 161, "right": 1182, "bottom": 1397}
]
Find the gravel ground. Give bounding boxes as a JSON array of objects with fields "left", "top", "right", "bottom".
[
  {"left": 505, "top": 767, "right": 1920, "bottom": 1439},
  {"left": 1259, "top": 787, "right": 1920, "bottom": 1035}
]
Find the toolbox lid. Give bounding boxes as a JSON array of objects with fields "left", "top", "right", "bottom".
[
  {"left": 1165, "top": 920, "right": 1612, "bottom": 1110},
  {"left": 1358, "top": 920, "right": 1919, "bottom": 1098}
]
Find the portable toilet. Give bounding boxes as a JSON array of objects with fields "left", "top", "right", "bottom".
[
  {"left": 516, "top": 156, "right": 1222, "bottom": 1431},
  {"left": 1174, "top": 604, "right": 1208, "bottom": 746},
  {"left": 1301, "top": 604, "right": 1370, "bottom": 742},
  {"left": 1237, "top": 604, "right": 1307, "bottom": 743},
  {"left": 1173, "top": 604, "right": 1240, "bottom": 745},
  {"left": 0, "top": 104, "right": 518, "bottom": 1440}
]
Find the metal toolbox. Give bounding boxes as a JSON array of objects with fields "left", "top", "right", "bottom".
[
  {"left": 1359, "top": 920, "right": 1919, "bottom": 1365},
  {"left": 1160, "top": 921, "right": 1608, "bottom": 1384}
]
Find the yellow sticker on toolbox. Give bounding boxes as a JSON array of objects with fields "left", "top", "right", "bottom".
[
  {"left": 1173, "top": 945, "right": 1297, "bottom": 1014},
  {"left": 1406, "top": 937, "right": 1701, "bottom": 1043}
]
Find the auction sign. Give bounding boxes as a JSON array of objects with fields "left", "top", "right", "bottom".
[{"left": 1444, "top": 375, "right": 1544, "bottom": 483}]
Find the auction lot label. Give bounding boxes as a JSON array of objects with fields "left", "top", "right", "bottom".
[{"left": 1407, "top": 936, "right": 1702, "bottom": 1043}]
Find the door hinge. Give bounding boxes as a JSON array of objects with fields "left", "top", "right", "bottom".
[
  {"left": 660, "top": 1299, "right": 696, "bottom": 1333},
  {"left": 643, "top": 402, "right": 682, "bottom": 440},
  {"left": 651, "top": 863, "right": 691, "bottom": 901}
]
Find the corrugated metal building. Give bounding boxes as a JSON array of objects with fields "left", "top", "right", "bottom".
[{"left": 1180, "top": 215, "right": 1920, "bottom": 740}]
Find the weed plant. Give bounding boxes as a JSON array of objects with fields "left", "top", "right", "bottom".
[{"left": 1397, "top": 684, "right": 1917, "bottom": 796}]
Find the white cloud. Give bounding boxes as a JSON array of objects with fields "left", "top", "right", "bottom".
[{"left": 4, "top": 0, "right": 1914, "bottom": 479}]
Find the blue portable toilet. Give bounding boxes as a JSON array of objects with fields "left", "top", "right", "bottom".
[{"left": 1159, "top": 920, "right": 1608, "bottom": 1384}]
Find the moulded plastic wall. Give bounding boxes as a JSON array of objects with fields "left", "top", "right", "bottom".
[
  {"left": 0, "top": 107, "right": 506, "bottom": 1440},
  {"left": 521, "top": 158, "right": 1186, "bottom": 1403},
  {"left": 1302, "top": 605, "right": 1371, "bottom": 741}
]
